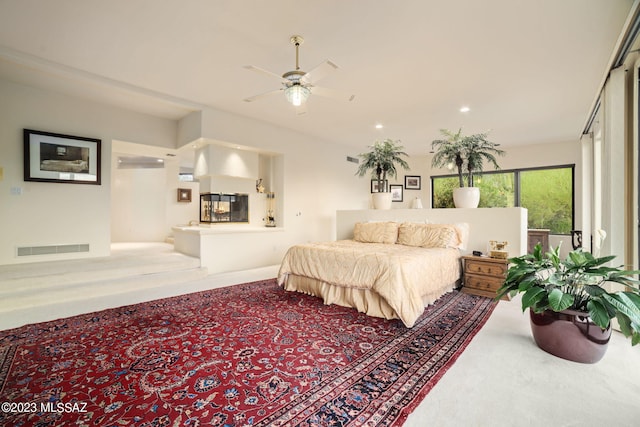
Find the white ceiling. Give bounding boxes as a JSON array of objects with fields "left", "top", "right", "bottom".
[{"left": 0, "top": 0, "right": 634, "bottom": 154}]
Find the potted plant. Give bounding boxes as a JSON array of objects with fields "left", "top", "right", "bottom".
[
  {"left": 496, "top": 243, "right": 640, "bottom": 363},
  {"left": 431, "top": 128, "right": 504, "bottom": 208},
  {"left": 356, "top": 139, "right": 410, "bottom": 209}
]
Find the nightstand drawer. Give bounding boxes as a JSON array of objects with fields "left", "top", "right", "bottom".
[
  {"left": 465, "top": 275, "right": 503, "bottom": 292},
  {"left": 461, "top": 256, "right": 510, "bottom": 300},
  {"left": 465, "top": 260, "right": 507, "bottom": 277}
]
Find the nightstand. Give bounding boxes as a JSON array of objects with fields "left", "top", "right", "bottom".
[{"left": 461, "top": 255, "right": 509, "bottom": 300}]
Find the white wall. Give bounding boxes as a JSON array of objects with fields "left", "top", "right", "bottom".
[
  {"left": 0, "top": 76, "right": 585, "bottom": 267},
  {"left": 0, "top": 79, "right": 177, "bottom": 265},
  {"left": 166, "top": 180, "right": 200, "bottom": 232},
  {"left": 0, "top": 79, "right": 368, "bottom": 266},
  {"left": 110, "top": 154, "right": 200, "bottom": 242},
  {"left": 180, "top": 109, "right": 371, "bottom": 254},
  {"left": 111, "top": 165, "right": 167, "bottom": 242},
  {"left": 110, "top": 139, "right": 200, "bottom": 243}
]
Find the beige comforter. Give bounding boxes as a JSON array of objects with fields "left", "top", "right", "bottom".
[{"left": 277, "top": 240, "right": 461, "bottom": 327}]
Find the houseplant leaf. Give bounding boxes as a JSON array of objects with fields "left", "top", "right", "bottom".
[
  {"left": 616, "top": 312, "right": 634, "bottom": 340},
  {"left": 521, "top": 287, "right": 546, "bottom": 312},
  {"left": 602, "top": 293, "right": 640, "bottom": 324},
  {"left": 587, "top": 300, "right": 610, "bottom": 330},
  {"left": 548, "top": 288, "right": 574, "bottom": 312},
  {"left": 356, "top": 139, "right": 409, "bottom": 193}
]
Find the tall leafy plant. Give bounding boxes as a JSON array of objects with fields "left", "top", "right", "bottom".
[
  {"left": 431, "top": 129, "right": 465, "bottom": 187},
  {"left": 431, "top": 128, "right": 504, "bottom": 187},
  {"left": 496, "top": 244, "right": 640, "bottom": 345},
  {"left": 356, "top": 139, "right": 410, "bottom": 192},
  {"left": 463, "top": 131, "right": 504, "bottom": 187}
]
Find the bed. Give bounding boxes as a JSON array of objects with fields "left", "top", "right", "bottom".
[{"left": 277, "top": 221, "right": 468, "bottom": 327}]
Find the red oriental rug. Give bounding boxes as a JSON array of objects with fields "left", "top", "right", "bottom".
[{"left": 0, "top": 279, "right": 497, "bottom": 426}]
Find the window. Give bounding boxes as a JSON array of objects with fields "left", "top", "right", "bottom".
[
  {"left": 476, "top": 173, "right": 516, "bottom": 208},
  {"left": 432, "top": 176, "right": 458, "bottom": 208},
  {"left": 520, "top": 168, "right": 573, "bottom": 234},
  {"left": 432, "top": 172, "right": 516, "bottom": 209},
  {"left": 431, "top": 165, "right": 574, "bottom": 234}
]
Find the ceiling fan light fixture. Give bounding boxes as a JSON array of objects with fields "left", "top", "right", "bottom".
[
  {"left": 284, "top": 84, "right": 310, "bottom": 106},
  {"left": 245, "top": 34, "right": 349, "bottom": 107}
]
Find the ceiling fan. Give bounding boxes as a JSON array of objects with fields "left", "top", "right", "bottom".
[{"left": 243, "top": 35, "right": 355, "bottom": 109}]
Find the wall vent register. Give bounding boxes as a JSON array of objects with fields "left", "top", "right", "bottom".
[{"left": 17, "top": 244, "right": 90, "bottom": 257}]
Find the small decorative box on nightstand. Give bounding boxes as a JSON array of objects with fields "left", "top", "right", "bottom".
[{"left": 461, "top": 255, "right": 510, "bottom": 300}]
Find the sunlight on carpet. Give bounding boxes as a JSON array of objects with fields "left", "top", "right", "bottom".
[{"left": 0, "top": 279, "right": 497, "bottom": 426}]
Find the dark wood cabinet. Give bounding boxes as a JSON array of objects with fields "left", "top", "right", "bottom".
[{"left": 461, "top": 256, "right": 509, "bottom": 300}]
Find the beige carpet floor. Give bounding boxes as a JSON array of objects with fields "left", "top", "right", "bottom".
[{"left": 405, "top": 294, "right": 640, "bottom": 427}]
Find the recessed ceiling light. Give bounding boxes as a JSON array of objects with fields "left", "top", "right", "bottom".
[
  {"left": 460, "top": 106, "right": 470, "bottom": 113},
  {"left": 375, "top": 123, "right": 383, "bottom": 129}
]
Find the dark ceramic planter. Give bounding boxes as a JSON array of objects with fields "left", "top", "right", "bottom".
[{"left": 529, "top": 308, "right": 612, "bottom": 364}]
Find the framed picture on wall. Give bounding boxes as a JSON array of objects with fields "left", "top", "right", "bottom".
[
  {"left": 371, "top": 179, "right": 388, "bottom": 193},
  {"left": 404, "top": 175, "right": 421, "bottom": 190},
  {"left": 390, "top": 184, "right": 403, "bottom": 202},
  {"left": 23, "top": 129, "right": 101, "bottom": 185},
  {"left": 177, "top": 188, "right": 192, "bottom": 202}
]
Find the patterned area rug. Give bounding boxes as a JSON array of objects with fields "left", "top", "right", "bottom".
[{"left": 0, "top": 279, "right": 497, "bottom": 426}]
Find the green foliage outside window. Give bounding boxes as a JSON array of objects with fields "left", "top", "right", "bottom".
[
  {"left": 433, "top": 173, "right": 515, "bottom": 208},
  {"left": 432, "top": 166, "right": 573, "bottom": 234},
  {"left": 476, "top": 173, "right": 515, "bottom": 208},
  {"left": 520, "top": 168, "right": 573, "bottom": 234},
  {"left": 432, "top": 177, "right": 457, "bottom": 208}
]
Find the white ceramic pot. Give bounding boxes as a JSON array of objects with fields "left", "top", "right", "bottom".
[
  {"left": 372, "top": 192, "right": 393, "bottom": 210},
  {"left": 453, "top": 187, "right": 480, "bottom": 208}
]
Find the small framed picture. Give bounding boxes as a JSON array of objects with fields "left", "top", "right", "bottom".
[
  {"left": 177, "top": 188, "right": 192, "bottom": 202},
  {"left": 371, "top": 179, "right": 388, "bottom": 193},
  {"left": 390, "top": 185, "right": 403, "bottom": 202},
  {"left": 404, "top": 175, "right": 421, "bottom": 190}
]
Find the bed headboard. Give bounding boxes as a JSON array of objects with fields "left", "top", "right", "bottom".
[{"left": 336, "top": 208, "right": 528, "bottom": 257}]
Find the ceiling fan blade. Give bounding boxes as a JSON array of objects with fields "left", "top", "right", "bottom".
[
  {"left": 243, "top": 65, "right": 287, "bottom": 83},
  {"left": 243, "top": 88, "right": 283, "bottom": 103},
  {"left": 301, "top": 60, "right": 338, "bottom": 84},
  {"left": 310, "top": 86, "right": 355, "bottom": 102}
]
